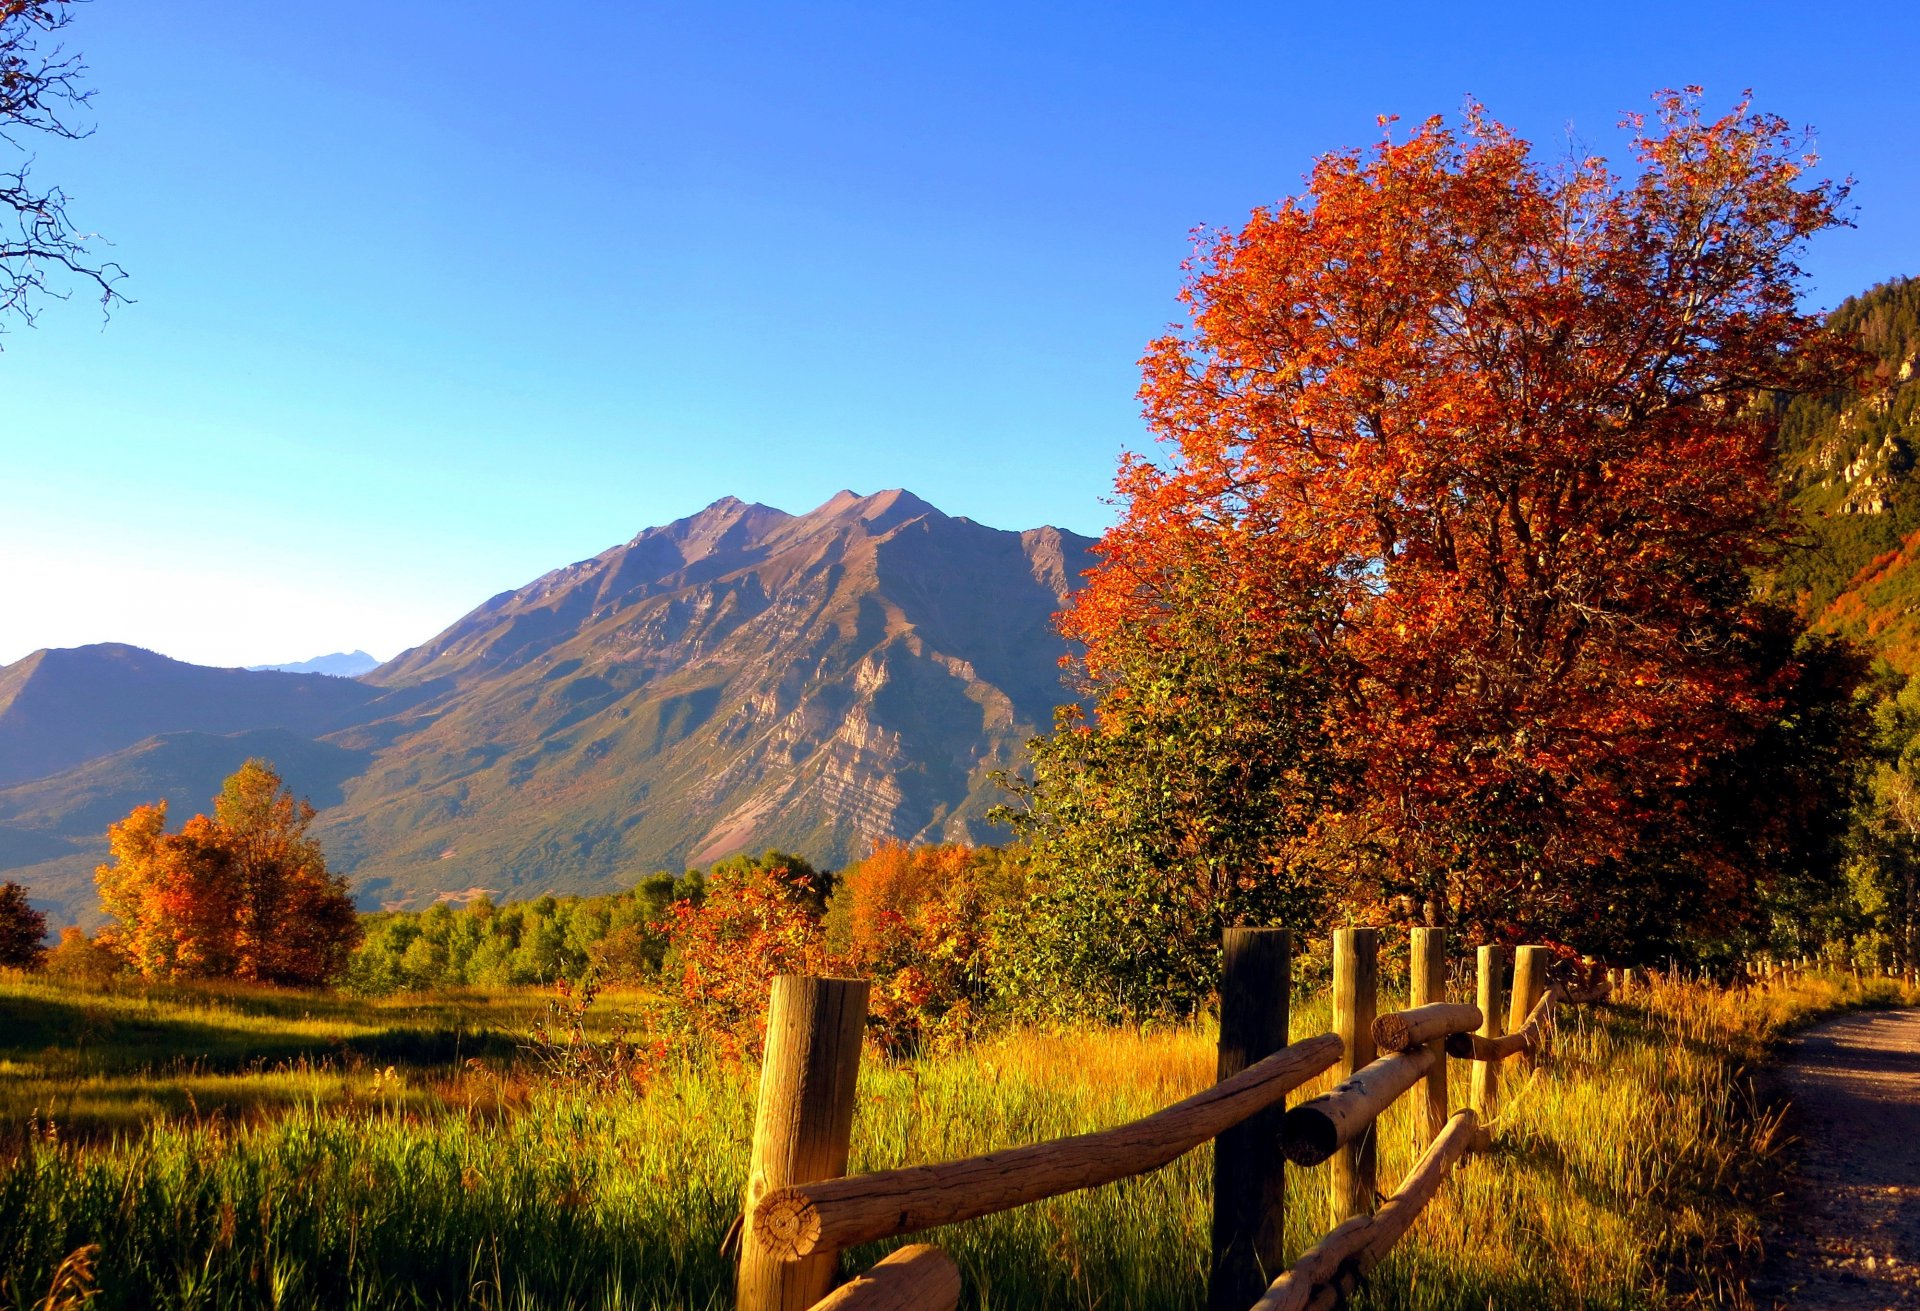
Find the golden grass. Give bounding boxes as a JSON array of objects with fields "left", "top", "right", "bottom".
[{"left": 0, "top": 966, "right": 1907, "bottom": 1309}]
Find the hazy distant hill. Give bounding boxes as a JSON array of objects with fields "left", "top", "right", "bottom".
[
  {"left": 248, "top": 651, "right": 380, "bottom": 678},
  {"left": 330, "top": 489, "right": 1094, "bottom": 907},
  {"left": 0, "top": 728, "right": 373, "bottom": 928},
  {"left": 0, "top": 644, "right": 385, "bottom": 787},
  {"left": 1772, "top": 278, "right": 1920, "bottom": 667},
  {"left": 0, "top": 491, "right": 1095, "bottom": 918}
]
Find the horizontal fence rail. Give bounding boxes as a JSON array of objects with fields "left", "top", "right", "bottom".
[
  {"left": 735, "top": 927, "right": 1613, "bottom": 1311},
  {"left": 805, "top": 1245, "right": 959, "bottom": 1311},
  {"left": 1373, "top": 1002, "right": 1483, "bottom": 1053},
  {"left": 1254, "top": 1109, "right": 1481, "bottom": 1311},
  {"left": 752, "top": 1032, "right": 1343, "bottom": 1260}
]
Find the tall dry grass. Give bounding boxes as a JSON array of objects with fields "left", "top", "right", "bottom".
[{"left": 0, "top": 968, "right": 1907, "bottom": 1309}]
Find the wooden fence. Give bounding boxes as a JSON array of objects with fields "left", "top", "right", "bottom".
[{"left": 735, "top": 926, "right": 1610, "bottom": 1311}]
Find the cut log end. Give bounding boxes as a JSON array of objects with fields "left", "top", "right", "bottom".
[
  {"left": 1372, "top": 1012, "right": 1412, "bottom": 1052},
  {"left": 1279, "top": 1106, "right": 1339, "bottom": 1166},
  {"left": 753, "top": 1188, "right": 824, "bottom": 1261}
]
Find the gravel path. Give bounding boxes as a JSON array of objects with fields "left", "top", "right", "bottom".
[{"left": 1756, "top": 1010, "right": 1920, "bottom": 1308}]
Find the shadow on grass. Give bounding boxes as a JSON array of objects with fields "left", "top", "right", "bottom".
[{"left": 0, "top": 993, "right": 520, "bottom": 1076}]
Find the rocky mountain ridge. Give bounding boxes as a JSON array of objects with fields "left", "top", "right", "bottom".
[{"left": 0, "top": 491, "right": 1096, "bottom": 922}]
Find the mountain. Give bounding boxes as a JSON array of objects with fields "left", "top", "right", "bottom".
[
  {"left": 0, "top": 491, "right": 1096, "bottom": 917},
  {"left": 248, "top": 651, "right": 380, "bottom": 678},
  {"left": 1773, "top": 277, "right": 1920, "bottom": 667},
  {"left": 0, "top": 644, "right": 387, "bottom": 787},
  {"left": 0, "top": 729, "right": 372, "bottom": 929},
  {"left": 328, "top": 489, "right": 1095, "bottom": 907}
]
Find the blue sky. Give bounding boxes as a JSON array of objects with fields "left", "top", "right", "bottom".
[{"left": 2, "top": 2, "right": 1916, "bottom": 667}]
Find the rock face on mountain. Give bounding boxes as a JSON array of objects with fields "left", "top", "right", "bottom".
[
  {"left": 330, "top": 490, "right": 1095, "bottom": 906},
  {"left": 0, "top": 491, "right": 1096, "bottom": 917},
  {"left": 1773, "top": 278, "right": 1920, "bottom": 668}
]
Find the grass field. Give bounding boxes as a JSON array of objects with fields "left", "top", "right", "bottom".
[{"left": 0, "top": 967, "right": 1909, "bottom": 1310}]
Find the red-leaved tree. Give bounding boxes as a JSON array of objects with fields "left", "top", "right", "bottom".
[{"left": 1066, "top": 92, "right": 1861, "bottom": 948}]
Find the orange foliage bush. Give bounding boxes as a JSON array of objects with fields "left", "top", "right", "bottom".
[
  {"left": 658, "top": 853, "right": 835, "bottom": 1058},
  {"left": 832, "top": 842, "right": 998, "bottom": 1055},
  {"left": 657, "top": 843, "right": 1010, "bottom": 1058},
  {"left": 43, "top": 925, "right": 122, "bottom": 983}
]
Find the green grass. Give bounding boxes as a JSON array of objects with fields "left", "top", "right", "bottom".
[
  {"left": 0, "top": 974, "right": 663, "bottom": 1143},
  {"left": 0, "top": 969, "right": 1909, "bottom": 1310}
]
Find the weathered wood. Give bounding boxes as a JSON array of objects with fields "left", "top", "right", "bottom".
[
  {"left": 1371, "top": 1002, "right": 1480, "bottom": 1054},
  {"left": 1467, "top": 945, "right": 1504, "bottom": 1142},
  {"left": 1280, "top": 1046, "right": 1434, "bottom": 1166},
  {"left": 1251, "top": 1110, "right": 1480, "bottom": 1311},
  {"left": 1407, "top": 928, "right": 1450, "bottom": 1146},
  {"left": 805, "top": 1246, "right": 961, "bottom": 1311},
  {"left": 1329, "top": 927, "right": 1379, "bottom": 1224},
  {"left": 738, "top": 976, "right": 870, "bottom": 1311},
  {"left": 1509, "top": 946, "right": 1550, "bottom": 1072},
  {"left": 1209, "top": 928, "right": 1292, "bottom": 1311},
  {"left": 752, "top": 1032, "right": 1343, "bottom": 1260},
  {"left": 1444, "top": 987, "right": 1556, "bottom": 1061}
]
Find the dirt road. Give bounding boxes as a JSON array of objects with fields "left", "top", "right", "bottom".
[{"left": 1757, "top": 1010, "right": 1920, "bottom": 1308}]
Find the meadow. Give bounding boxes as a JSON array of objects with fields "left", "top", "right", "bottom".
[{"left": 0, "top": 967, "right": 1908, "bottom": 1311}]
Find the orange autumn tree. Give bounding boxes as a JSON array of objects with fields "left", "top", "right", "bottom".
[
  {"left": 656, "top": 851, "right": 835, "bottom": 1057},
  {"left": 827, "top": 841, "right": 1002, "bottom": 1053},
  {"left": 1063, "top": 92, "right": 1861, "bottom": 952},
  {"left": 96, "top": 759, "right": 360, "bottom": 985}
]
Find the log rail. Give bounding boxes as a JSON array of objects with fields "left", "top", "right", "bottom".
[{"left": 737, "top": 932, "right": 1611, "bottom": 1311}]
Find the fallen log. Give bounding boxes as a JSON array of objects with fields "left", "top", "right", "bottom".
[
  {"left": 1253, "top": 1109, "right": 1480, "bottom": 1311},
  {"left": 806, "top": 1245, "right": 961, "bottom": 1311},
  {"left": 1370, "top": 1003, "right": 1481, "bottom": 1054},
  {"left": 1279, "top": 1047, "right": 1434, "bottom": 1167},
  {"left": 753, "top": 1032, "right": 1344, "bottom": 1261}
]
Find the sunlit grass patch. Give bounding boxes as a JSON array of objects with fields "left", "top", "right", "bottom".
[{"left": 0, "top": 968, "right": 1908, "bottom": 1308}]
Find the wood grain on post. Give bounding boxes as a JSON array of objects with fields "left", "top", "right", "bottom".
[
  {"left": 805, "top": 1246, "right": 961, "bottom": 1311},
  {"left": 1467, "top": 945, "right": 1504, "bottom": 1144},
  {"left": 737, "top": 976, "right": 870, "bottom": 1311},
  {"left": 1209, "top": 928, "right": 1293, "bottom": 1311},
  {"left": 1329, "top": 927, "right": 1378, "bottom": 1224},
  {"left": 752, "top": 1032, "right": 1343, "bottom": 1260},
  {"left": 1408, "top": 928, "right": 1452, "bottom": 1146},
  {"left": 1509, "top": 946, "right": 1550, "bottom": 1072},
  {"left": 1280, "top": 1046, "right": 1433, "bottom": 1166},
  {"left": 1251, "top": 1109, "right": 1480, "bottom": 1311}
]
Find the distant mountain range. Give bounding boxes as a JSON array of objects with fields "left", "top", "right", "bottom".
[
  {"left": 0, "top": 491, "right": 1095, "bottom": 925},
  {"left": 248, "top": 651, "right": 381, "bottom": 677}
]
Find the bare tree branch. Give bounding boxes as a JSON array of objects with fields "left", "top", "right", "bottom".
[{"left": 0, "top": 0, "right": 127, "bottom": 339}]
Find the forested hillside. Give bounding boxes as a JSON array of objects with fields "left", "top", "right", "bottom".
[{"left": 1774, "top": 278, "right": 1920, "bottom": 665}]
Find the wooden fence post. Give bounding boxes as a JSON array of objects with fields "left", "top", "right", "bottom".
[
  {"left": 1330, "top": 928, "right": 1379, "bottom": 1225},
  {"left": 1509, "top": 946, "right": 1549, "bottom": 1073},
  {"left": 1209, "top": 928, "right": 1292, "bottom": 1311},
  {"left": 1468, "top": 945, "right": 1504, "bottom": 1143},
  {"left": 738, "top": 976, "right": 871, "bottom": 1311},
  {"left": 1409, "top": 927, "right": 1448, "bottom": 1146}
]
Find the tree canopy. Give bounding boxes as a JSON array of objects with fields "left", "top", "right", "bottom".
[
  {"left": 95, "top": 759, "right": 360, "bottom": 986},
  {"left": 1046, "top": 92, "right": 1861, "bottom": 959},
  {"left": 0, "top": 879, "right": 47, "bottom": 968}
]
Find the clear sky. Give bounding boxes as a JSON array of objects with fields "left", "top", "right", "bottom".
[{"left": 2, "top": 2, "right": 1916, "bottom": 668}]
